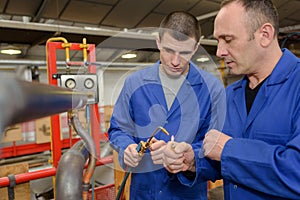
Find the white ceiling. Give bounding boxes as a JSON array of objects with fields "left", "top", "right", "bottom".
[{"left": 0, "top": 0, "right": 299, "bottom": 67}]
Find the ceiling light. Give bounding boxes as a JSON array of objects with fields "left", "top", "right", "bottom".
[
  {"left": 151, "top": 31, "right": 159, "bottom": 36},
  {"left": 121, "top": 53, "right": 137, "bottom": 59},
  {"left": 0, "top": 47, "right": 22, "bottom": 55},
  {"left": 196, "top": 55, "right": 210, "bottom": 62}
]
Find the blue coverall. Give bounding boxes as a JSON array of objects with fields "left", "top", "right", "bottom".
[
  {"left": 221, "top": 49, "right": 300, "bottom": 199},
  {"left": 108, "top": 61, "right": 225, "bottom": 200}
]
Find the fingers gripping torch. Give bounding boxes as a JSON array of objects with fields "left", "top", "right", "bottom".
[{"left": 116, "top": 126, "right": 169, "bottom": 200}]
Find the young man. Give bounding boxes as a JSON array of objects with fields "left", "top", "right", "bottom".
[
  {"left": 202, "top": 0, "right": 300, "bottom": 199},
  {"left": 108, "top": 11, "right": 225, "bottom": 199}
]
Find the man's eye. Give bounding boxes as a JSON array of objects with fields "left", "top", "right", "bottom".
[
  {"left": 164, "top": 48, "right": 175, "bottom": 54},
  {"left": 180, "top": 51, "right": 192, "bottom": 55},
  {"left": 224, "top": 37, "right": 232, "bottom": 43}
]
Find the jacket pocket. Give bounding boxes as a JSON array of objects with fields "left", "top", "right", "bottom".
[{"left": 254, "top": 130, "right": 290, "bottom": 145}]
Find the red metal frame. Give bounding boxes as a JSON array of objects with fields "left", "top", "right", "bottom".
[
  {"left": 46, "top": 41, "right": 103, "bottom": 166},
  {"left": 0, "top": 39, "right": 113, "bottom": 197},
  {"left": 0, "top": 138, "right": 80, "bottom": 159}
]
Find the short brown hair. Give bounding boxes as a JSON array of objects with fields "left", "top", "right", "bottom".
[{"left": 159, "top": 11, "right": 201, "bottom": 42}]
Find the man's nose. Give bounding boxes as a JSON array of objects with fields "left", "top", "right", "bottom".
[
  {"left": 171, "top": 53, "right": 180, "bottom": 66},
  {"left": 216, "top": 43, "right": 228, "bottom": 58}
]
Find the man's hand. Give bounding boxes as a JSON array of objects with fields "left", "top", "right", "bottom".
[
  {"left": 150, "top": 137, "right": 166, "bottom": 165},
  {"left": 203, "top": 129, "right": 232, "bottom": 161},
  {"left": 124, "top": 143, "right": 142, "bottom": 168},
  {"left": 163, "top": 141, "right": 195, "bottom": 173}
]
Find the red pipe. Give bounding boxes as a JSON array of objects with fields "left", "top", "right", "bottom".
[
  {"left": 0, "top": 167, "right": 56, "bottom": 187},
  {"left": 0, "top": 156, "right": 113, "bottom": 188},
  {"left": 96, "top": 155, "right": 113, "bottom": 165}
]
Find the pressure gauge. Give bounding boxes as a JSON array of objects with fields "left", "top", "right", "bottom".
[
  {"left": 65, "top": 78, "right": 76, "bottom": 89},
  {"left": 84, "top": 78, "right": 94, "bottom": 89}
]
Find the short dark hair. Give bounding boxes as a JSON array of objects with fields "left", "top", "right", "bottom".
[
  {"left": 159, "top": 11, "right": 201, "bottom": 42},
  {"left": 220, "top": 0, "right": 279, "bottom": 37}
]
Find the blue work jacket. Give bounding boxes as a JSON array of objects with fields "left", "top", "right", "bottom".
[
  {"left": 108, "top": 61, "right": 225, "bottom": 200},
  {"left": 221, "top": 49, "right": 300, "bottom": 199}
]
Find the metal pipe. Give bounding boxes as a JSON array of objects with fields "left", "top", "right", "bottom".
[
  {"left": 196, "top": 11, "right": 219, "bottom": 21},
  {"left": 0, "top": 75, "right": 88, "bottom": 133},
  {"left": 55, "top": 140, "right": 88, "bottom": 200},
  {"left": 71, "top": 114, "right": 97, "bottom": 200},
  {"left": 0, "top": 59, "right": 155, "bottom": 67},
  {"left": 279, "top": 24, "right": 300, "bottom": 33},
  {"left": 0, "top": 156, "right": 113, "bottom": 187},
  {"left": 56, "top": 114, "right": 97, "bottom": 200},
  {"left": 0, "top": 19, "right": 153, "bottom": 39},
  {"left": 46, "top": 37, "right": 70, "bottom": 62}
]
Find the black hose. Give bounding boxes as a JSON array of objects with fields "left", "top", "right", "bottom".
[{"left": 116, "top": 143, "right": 141, "bottom": 200}]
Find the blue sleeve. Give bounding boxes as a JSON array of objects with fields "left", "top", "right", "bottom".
[{"left": 108, "top": 79, "right": 136, "bottom": 169}]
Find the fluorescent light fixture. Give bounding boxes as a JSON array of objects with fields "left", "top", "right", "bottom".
[
  {"left": 196, "top": 55, "right": 210, "bottom": 62},
  {"left": 151, "top": 31, "right": 159, "bottom": 36},
  {"left": 0, "top": 48, "right": 22, "bottom": 55},
  {"left": 121, "top": 53, "right": 137, "bottom": 59}
]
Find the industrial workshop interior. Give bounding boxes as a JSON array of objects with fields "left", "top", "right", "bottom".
[{"left": 0, "top": 0, "right": 299, "bottom": 200}]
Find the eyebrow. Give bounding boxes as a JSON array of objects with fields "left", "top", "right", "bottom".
[{"left": 162, "top": 46, "right": 193, "bottom": 54}]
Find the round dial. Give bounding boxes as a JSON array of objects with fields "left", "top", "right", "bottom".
[
  {"left": 84, "top": 78, "right": 94, "bottom": 89},
  {"left": 65, "top": 78, "right": 76, "bottom": 89}
]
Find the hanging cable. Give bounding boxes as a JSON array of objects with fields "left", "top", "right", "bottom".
[{"left": 115, "top": 126, "right": 169, "bottom": 200}]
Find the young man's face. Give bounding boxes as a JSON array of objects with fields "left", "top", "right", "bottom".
[{"left": 157, "top": 32, "right": 198, "bottom": 78}]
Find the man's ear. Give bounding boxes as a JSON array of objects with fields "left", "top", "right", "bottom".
[
  {"left": 259, "top": 23, "right": 275, "bottom": 47},
  {"left": 193, "top": 42, "right": 200, "bottom": 54},
  {"left": 156, "top": 36, "right": 161, "bottom": 50}
]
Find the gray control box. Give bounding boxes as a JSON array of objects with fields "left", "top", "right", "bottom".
[{"left": 60, "top": 74, "right": 98, "bottom": 104}]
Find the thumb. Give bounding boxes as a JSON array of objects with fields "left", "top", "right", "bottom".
[{"left": 174, "top": 142, "right": 192, "bottom": 154}]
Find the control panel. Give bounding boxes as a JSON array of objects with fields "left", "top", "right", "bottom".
[{"left": 60, "top": 74, "right": 98, "bottom": 104}]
